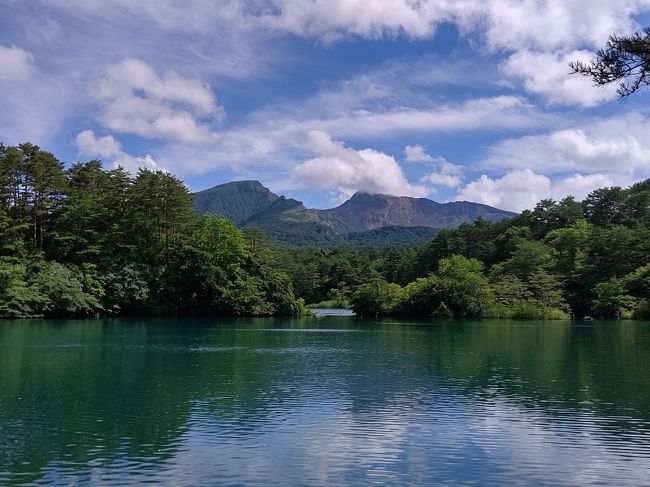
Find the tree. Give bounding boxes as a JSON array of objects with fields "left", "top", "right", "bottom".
[
  {"left": 0, "top": 258, "right": 48, "bottom": 317},
  {"left": 128, "top": 169, "right": 194, "bottom": 265},
  {"left": 351, "top": 279, "right": 402, "bottom": 316},
  {"left": 592, "top": 279, "right": 637, "bottom": 319},
  {"left": 544, "top": 219, "right": 591, "bottom": 276},
  {"left": 570, "top": 27, "right": 650, "bottom": 99},
  {"left": 436, "top": 255, "right": 493, "bottom": 318},
  {"left": 21, "top": 144, "right": 67, "bottom": 251},
  {"left": 53, "top": 161, "right": 132, "bottom": 264}
]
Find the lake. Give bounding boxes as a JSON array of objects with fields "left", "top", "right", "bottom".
[{"left": 1, "top": 317, "right": 649, "bottom": 486}]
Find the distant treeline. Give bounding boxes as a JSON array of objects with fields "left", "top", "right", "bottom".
[
  {"left": 0, "top": 143, "right": 304, "bottom": 318},
  {"left": 279, "top": 179, "right": 650, "bottom": 320},
  {"left": 1, "top": 142, "right": 648, "bottom": 320}
]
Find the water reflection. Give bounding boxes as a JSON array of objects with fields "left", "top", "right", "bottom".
[{"left": 0, "top": 317, "right": 649, "bottom": 485}]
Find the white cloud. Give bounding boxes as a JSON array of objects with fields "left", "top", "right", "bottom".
[
  {"left": 405, "top": 147, "right": 464, "bottom": 187},
  {"left": 254, "top": 0, "right": 647, "bottom": 50},
  {"left": 422, "top": 172, "right": 463, "bottom": 188},
  {"left": 467, "top": 0, "right": 648, "bottom": 106},
  {"left": 501, "top": 49, "right": 618, "bottom": 107},
  {"left": 14, "top": 0, "right": 650, "bottom": 118},
  {"left": 258, "top": 0, "right": 444, "bottom": 41},
  {"left": 95, "top": 59, "right": 222, "bottom": 143},
  {"left": 421, "top": 158, "right": 464, "bottom": 187},
  {"left": 320, "top": 96, "right": 544, "bottom": 137},
  {"left": 0, "top": 45, "right": 34, "bottom": 82},
  {"left": 254, "top": 0, "right": 649, "bottom": 105},
  {"left": 74, "top": 130, "right": 121, "bottom": 159},
  {"left": 456, "top": 169, "right": 619, "bottom": 212},
  {"left": 40, "top": 0, "right": 650, "bottom": 49},
  {"left": 75, "top": 129, "right": 162, "bottom": 173},
  {"left": 472, "top": 0, "right": 645, "bottom": 52},
  {"left": 158, "top": 93, "right": 548, "bottom": 178},
  {"left": 295, "top": 131, "right": 429, "bottom": 201},
  {"left": 405, "top": 145, "right": 434, "bottom": 162},
  {"left": 482, "top": 114, "right": 650, "bottom": 176},
  {"left": 454, "top": 112, "right": 650, "bottom": 211},
  {"left": 0, "top": 44, "right": 78, "bottom": 145},
  {"left": 4, "top": 0, "right": 650, "bottom": 188}
]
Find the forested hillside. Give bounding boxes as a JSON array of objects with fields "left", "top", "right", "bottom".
[
  {"left": 0, "top": 143, "right": 304, "bottom": 318},
  {"left": 1, "top": 142, "right": 648, "bottom": 320},
  {"left": 279, "top": 181, "right": 650, "bottom": 320},
  {"left": 194, "top": 180, "right": 514, "bottom": 246}
]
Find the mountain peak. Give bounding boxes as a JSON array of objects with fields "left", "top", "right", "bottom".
[
  {"left": 321, "top": 191, "right": 512, "bottom": 232},
  {"left": 194, "top": 180, "right": 279, "bottom": 224},
  {"left": 193, "top": 181, "right": 516, "bottom": 246},
  {"left": 349, "top": 191, "right": 391, "bottom": 198}
]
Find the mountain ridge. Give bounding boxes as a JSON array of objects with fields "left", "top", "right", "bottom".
[{"left": 193, "top": 181, "right": 516, "bottom": 246}]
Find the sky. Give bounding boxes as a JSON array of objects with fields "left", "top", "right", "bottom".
[{"left": 2, "top": 1, "right": 650, "bottom": 211}]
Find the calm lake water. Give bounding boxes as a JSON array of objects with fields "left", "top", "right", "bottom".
[{"left": 1, "top": 317, "right": 650, "bottom": 486}]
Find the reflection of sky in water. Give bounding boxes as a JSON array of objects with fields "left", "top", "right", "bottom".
[
  {"left": 33, "top": 385, "right": 650, "bottom": 486},
  {"left": 2, "top": 318, "right": 650, "bottom": 486}
]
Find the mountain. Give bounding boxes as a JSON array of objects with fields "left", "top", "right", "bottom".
[
  {"left": 193, "top": 181, "right": 516, "bottom": 246},
  {"left": 317, "top": 192, "right": 514, "bottom": 232},
  {"left": 193, "top": 180, "right": 278, "bottom": 225}
]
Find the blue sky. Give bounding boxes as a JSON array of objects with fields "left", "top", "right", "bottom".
[{"left": 2, "top": 1, "right": 650, "bottom": 211}]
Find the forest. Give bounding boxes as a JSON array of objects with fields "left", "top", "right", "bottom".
[
  {"left": 0, "top": 143, "right": 304, "bottom": 318},
  {"left": 0, "top": 142, "right": 649, "bottom": 319},
  {"left": 279, "top": 181, "right": 650, "bottom": 320}
]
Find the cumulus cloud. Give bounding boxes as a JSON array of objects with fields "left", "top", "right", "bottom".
[
  {"left": 420, "top": 157, "right": 464, "bottom": 188},
  {"left": 75, "top": 129, "right": 162, "bottom": 173},
  {"left": 405, "top": 144, "right": 434, "bottom": 162},
  {"left": 405, "top": 146, "right": 463, "bottom": 187},
  {"left": 5, "top": 0, "right": 650, "bottom": 188},
  {"left": 0, "top": 45, "right": 34, "bottom": 82},
  {"left": 253, "top": 0, "right": 645, "bottom": 50},
  {"left": 501, "top": 49, "right": 618, "bottom": 107},
  {"left": 456, "top": 170, "right": 618, "bottom": 212},
  {"left": 422, "top": 172, "right": 463, "bottom": 188},
  {"left": 482, "top": 114, "right": 650, "bottom": 176},
  {"left": 253, "top": 0, "right": 649, "bottom": 105},
  {"left": 295, "top": 131, "right": 428, "bottom": 201},
  {"left": 32, "top": 1, "right": 650, "bottom": 107},
  {"left": 163, "top": 93, "right": 548, "bottom": 177},
  {"left": 459, "top": 113, "right": 650, "bottom": 211},
  {"left": 469, "top": 0, "right": 647, "bottom": 106},
  {"left": 95, "top": 59, "right": 222, "bottom": 143}
]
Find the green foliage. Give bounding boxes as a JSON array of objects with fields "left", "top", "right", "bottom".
[
  {"left": 102, "top": 265, "right": 149, "bottom": 314},
  {"left": 1, "top": 141, "right": 648, "bottom": 322},
  {"left": 397, "top": 277, "right": 441, "bottom": 315},
  {"left": 28, "top": 261, "right": 103, "bottom": 317},
  {"left": 435, "top": 256, "right": 493, "bottom": 318},
  {"left": 344, "top": 226, "right": 438, "bottom": 247},
  {"left": 484, "top": 302, "right": 569, "bottom": 320},
  {"left": 297, "top": 179, "right": 650, "bottom": 321},
  {"left": 632, "top": 300, "right": 650, "bottom": 320},
  {"left": 544, "top": 219, "right": 591, "bottom": 275},
  {"left": 0, "top": 143, "right": 304, "bottom": 318},
  {"left": 570, "top": 27, "right": 650, "bottom": 99},
  {"left": 0, "top": 258, "right": 103, "bottom": 317},
  {"left": 308, "top": 288, "right": 351, "bottom": 309},
  {"left": 592, "top": 279, "right": 637, "bottom": 319},
  {"left": 351, "top": 279, "right": 402, "bottom": 316},
  {"left": 0, "top": 259, "right": 48, "bottom": 318}
]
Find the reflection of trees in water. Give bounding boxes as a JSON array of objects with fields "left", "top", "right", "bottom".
[
  {"left": 1, "top": 317, "right": 649, "bottom": 484},
  {"left": 390, "top": 318, "right": 650, "bottom": 426}
]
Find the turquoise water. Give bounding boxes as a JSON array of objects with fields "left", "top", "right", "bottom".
[{"left": 1, "top": 317, "right": 649, "bottom": 486}]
